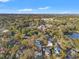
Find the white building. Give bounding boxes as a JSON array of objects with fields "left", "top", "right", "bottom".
[{"left": 41, "top": 18, "right": 54, "bottom": 21}]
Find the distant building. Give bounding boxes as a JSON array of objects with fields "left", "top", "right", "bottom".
[
  {"left": 38, "top": 25, "right": 46, "bottom": 31},
  {"left": 3, "top": 29, "right": 9, "bottom": 33},
  {"left": 41, "top": 18, "right": 54, "bottom": 21}
]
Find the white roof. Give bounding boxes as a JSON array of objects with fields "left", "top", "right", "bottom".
[
  {"left": 47, "top": 41, "right": 53, "bottom": 47},
  {"left": 3, "top": 30, "right": 9, "bottom": 33}
]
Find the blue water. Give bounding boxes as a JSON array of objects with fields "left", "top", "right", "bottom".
[{"left": 68, "top": 33, "right": 79, "bottom": 39}]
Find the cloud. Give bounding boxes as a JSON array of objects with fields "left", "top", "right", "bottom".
[
  {"left": 2, "top": 6, "right": 77, "bottom": 14},
  {"left": 17, "top": 6, "right": 50, "bottom": 13},
  {"left": 38, "top": 6, "right": 50, "bottom": 10},
  {"left": 0, "top": 0, "right": 10, "bottom": 2},
  {"left": 18, "top": 9, "right": 33, "bottom": 12}
]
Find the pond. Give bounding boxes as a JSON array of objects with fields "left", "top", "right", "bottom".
[
  {"left": 67, "top": 33, "right": 79, "bottom": 39},
  {"left": 34, "top": 40, "right": 42, "bottom": 49}
]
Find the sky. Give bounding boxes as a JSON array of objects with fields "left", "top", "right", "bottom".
[{"left": 0, "top": 0, "right": 79, "bottom": 14}]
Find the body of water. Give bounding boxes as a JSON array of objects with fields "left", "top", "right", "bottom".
[{"left": 68, "top": 33, "right": 79, "bottom": 39}]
